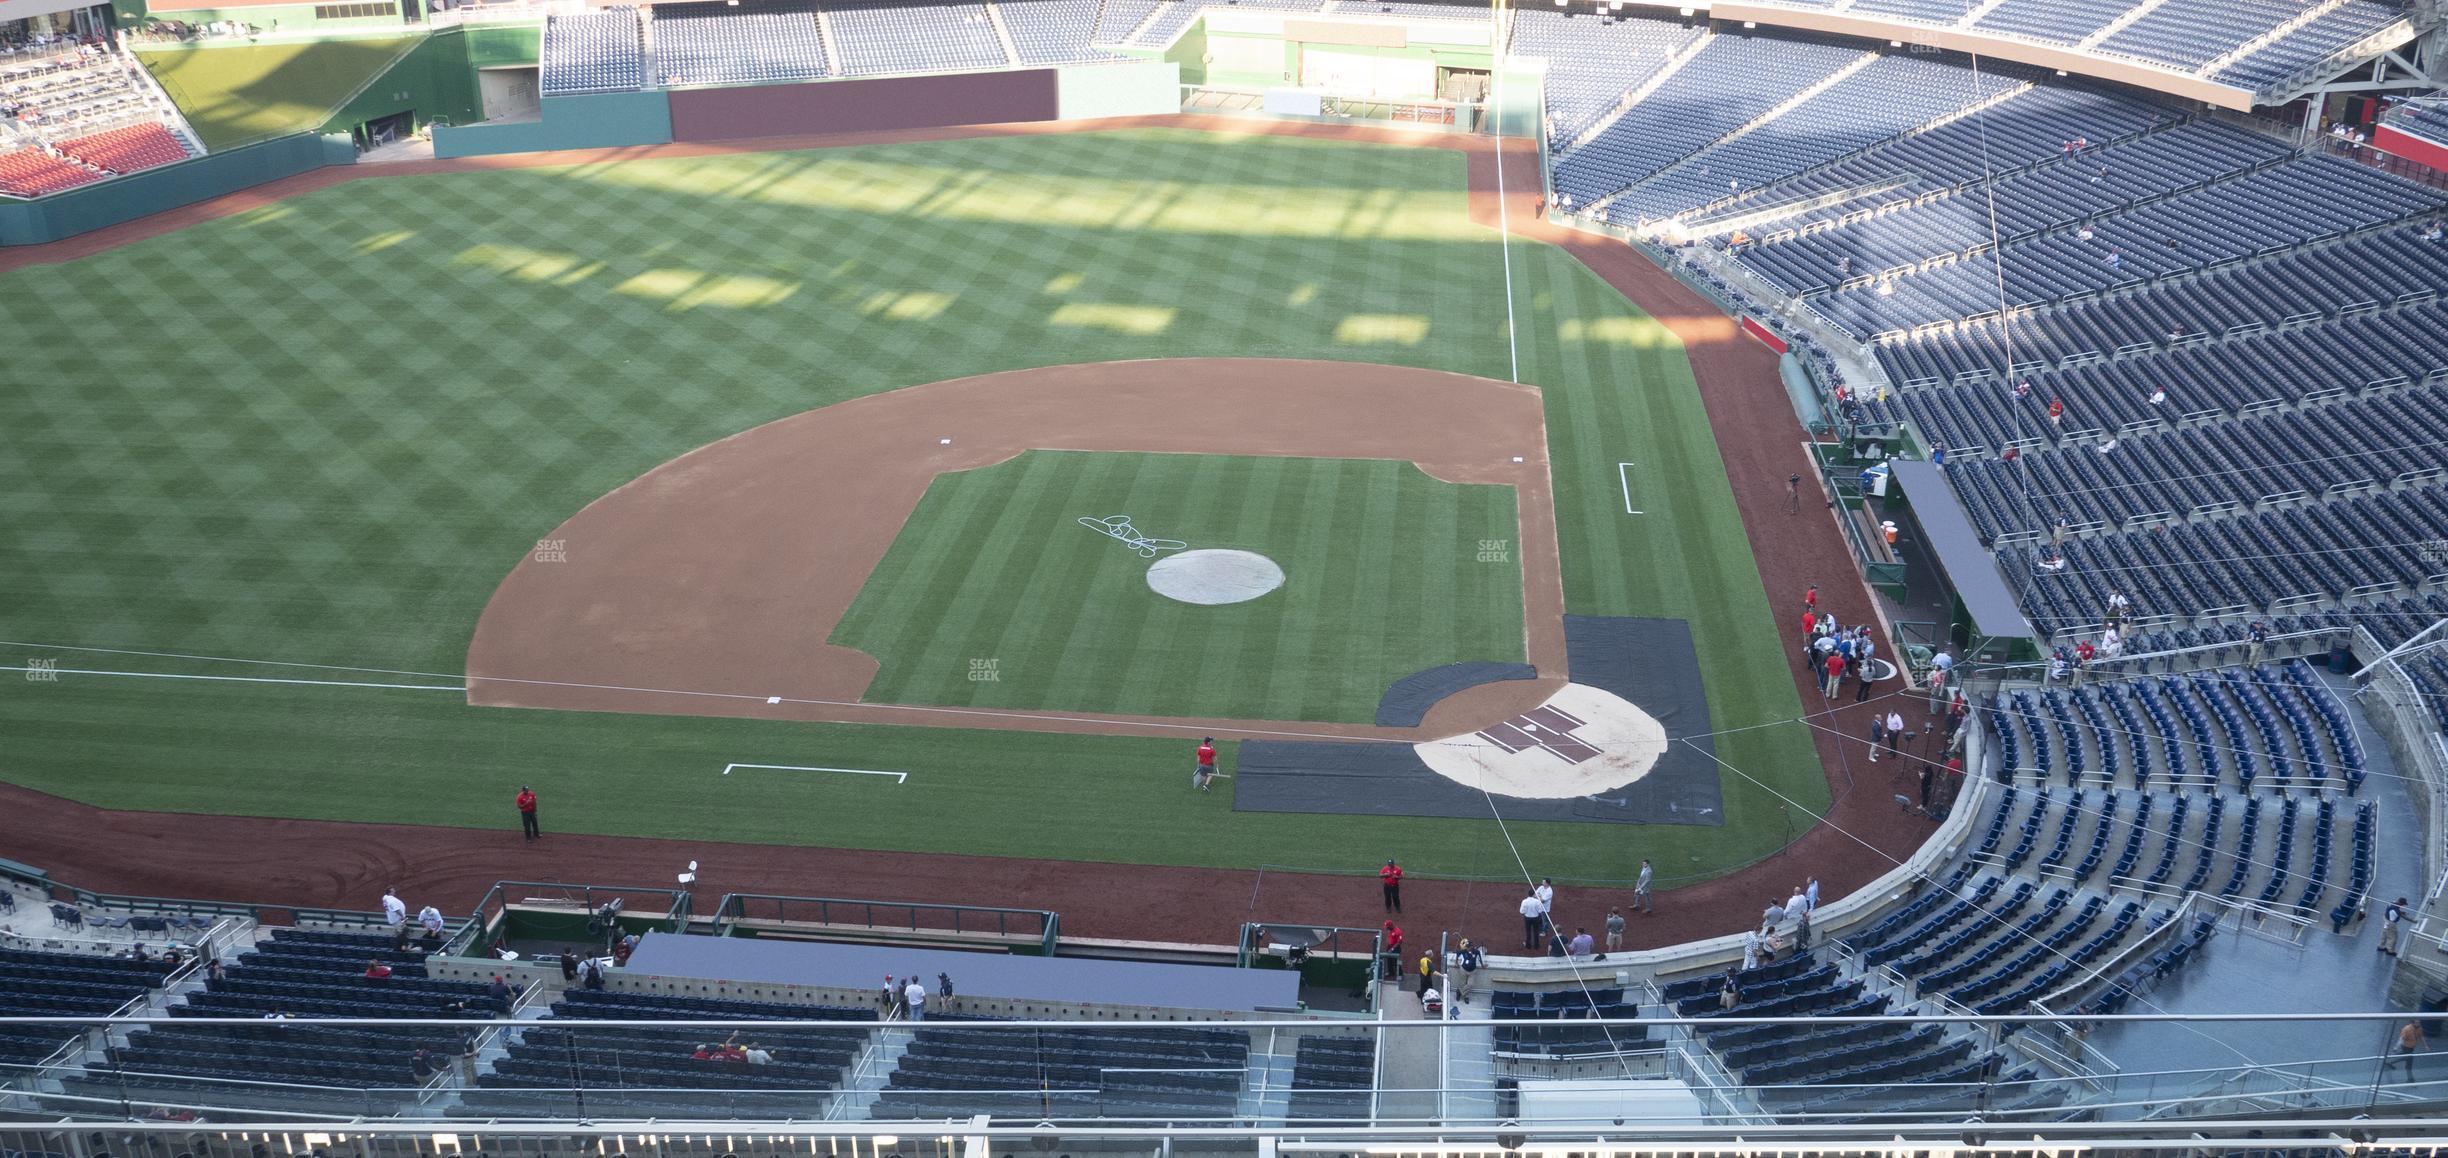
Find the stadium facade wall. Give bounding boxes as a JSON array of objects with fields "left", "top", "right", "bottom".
[
  {"left": 664, "top": 69, "right": 1061, "bottom": 141},
  {"left": 325, "top": 24, "right": 536, "bottom": 139},
  {"left": 1054, "top": 60, "right": 1181, "bottom": 120},
  {"left": 117, "top": 0, "right": 413, "bottom": 31},
  {"left": 1490, "top": 58, "right": 1540, "bottom": 138},
  {"left": 431, "top": 89, "right": 672, "bottom": 157},
  {"left": 2375, "top": 124, "right": 2448, "bottom": 176},
  {"left": 0, "top": 131, "right": 355, "bottom": 246}
]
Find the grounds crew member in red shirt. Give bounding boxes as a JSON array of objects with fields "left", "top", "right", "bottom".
[
  {"left": 1380, "top": 859, "right": 1404, "bottom": 914},
  {"left": 1194, "top": 738, "right": 1217, "bottom": 791},
  {"left": 516, "top": 786, "right": 539, "bottom": 840}
]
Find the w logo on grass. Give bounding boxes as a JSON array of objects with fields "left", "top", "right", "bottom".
[{"left": 1079, "top": 515, "right": 1187, "bottom": 559}]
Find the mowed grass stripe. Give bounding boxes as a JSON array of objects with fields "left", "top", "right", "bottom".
[{"left": 834, "top": 452, "right": 1521, "bottom": 723}]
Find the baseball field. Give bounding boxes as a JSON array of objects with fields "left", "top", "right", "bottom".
[{"left": 0, "top": 125, "right": 1833, "bottom": 905}]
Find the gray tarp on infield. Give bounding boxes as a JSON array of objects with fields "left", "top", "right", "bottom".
[
  {"left": 1232, "top": 617, "right": 1724, "bottom": 826},
  {"left": 1373, "top": 660, "right": 1541, "bottom": 727}
]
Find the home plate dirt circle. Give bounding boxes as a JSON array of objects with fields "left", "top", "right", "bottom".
[
  {"left": 1147, "top": 549, "right": 1285, "bottom": 605},
  {"left": 1413, "top": 682, "right": 1668, "bottom": 798}
]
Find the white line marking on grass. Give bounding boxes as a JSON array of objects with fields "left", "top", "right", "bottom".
[
  {"left": 1492, "top": 56, "right": 1519, "bottom": 385},
  {"left": 0, "top": 665, "right": 463, "bottom": 691},
  {"left": 722, "top": 763, "right": 909, "bottom": 783},
  {"left": 1617, "top": 462, "right": 1644, "bottom": 516}
]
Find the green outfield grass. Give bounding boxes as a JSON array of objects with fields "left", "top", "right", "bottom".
[
  {"left": 834, "top": 452, "right": 1525, "bottom": 723},
  {"left": 0, "top": 128, "right": 1827, "bottom": 885}
]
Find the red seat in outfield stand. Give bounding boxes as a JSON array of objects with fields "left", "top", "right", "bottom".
[
  {"left": 0, "top": 147, "right": 103, "bottom": 197},
  {"left": 58, "top": 124, "right": 193, "bottom": 175}
]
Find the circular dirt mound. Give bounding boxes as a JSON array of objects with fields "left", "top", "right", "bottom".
[{"left": 1147, "top": 549, "right": 1285, "bottom": 605}]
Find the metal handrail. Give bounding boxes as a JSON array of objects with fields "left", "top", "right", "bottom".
[{"left": 712, "top": 892, "right": 1057, "bottom": 954}]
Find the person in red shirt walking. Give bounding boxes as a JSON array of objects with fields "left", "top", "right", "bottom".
[
  {"left": 1823, "top": 651, "right": 1846, "bottom": 699},
  {"left": 1803, "top": 584, "right": 1819, "bottom": 611},
  {"left": 515, "top": 786, "right": 539, "bottom": 841},
  {"left": 1380, "top": 859, "right": 1404, "bottom": 914},
  {"left": 1194, "top": 738, "right": 1217, "bottom": 792}
]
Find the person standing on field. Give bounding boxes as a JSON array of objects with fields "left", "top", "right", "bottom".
[
  {"left": 1380, "top": 859, "right": 1403, "bottom": 914},
  {"left": 1194, "top": 737, "right": 1217, "bottom": 791},
  {"left": 1635, "top": 859, "right": 1655, "bottom": 914},
  {"left": 516, "top": 786, "right": 539, "bottom": 840}
]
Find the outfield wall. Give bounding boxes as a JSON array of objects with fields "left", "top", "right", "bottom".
[
  {"left": 0, "top": 132, "right": 355, "bottom": 247},
  {"left": 438, "top": 62, "right": 1175, "bottom": 159},
  {"left": 1055, "top": 59, "right": 1180, "bottom": 120},
  {"left": 665, "top": 68, "right": 1061, "bottom": 141},
  {"left": 431, "top": 89, "right": 672, "bottom": 157}
]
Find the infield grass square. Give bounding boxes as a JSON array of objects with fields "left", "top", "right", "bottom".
[{"left": 833, "top": 451, "right": 1525, "bottom": 723}]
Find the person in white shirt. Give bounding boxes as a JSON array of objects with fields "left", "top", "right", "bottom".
[
  {"left": 743, "top": 1045, "right": 773, "bottom": 1065},
  {"left": 1885, "top": 711, "right": 1906, "bottom": 759},
  {"left": 1805, "top": 877, "right": 1820, "bottom": 913},
  {"left": 1534, "top": 878, "right": 1554, "bottom": 913},
  {"left": 1741, "top": 928, "right": 1762, "bottom": 971},
  {"left": 903, "top": 978, "right": 928, "bottom": 1020},
  {"left": 1786, "top": 887, "right": 1807, "bottom": 921},
  {"left": 417, "top": 906, "right": 445, "bottom": 938},
  {"left": 382, "top": 889, "right": 407, "bottom": 928},
  {"left": 1519, "top": 891, "right": 1547, "bottom": 951}
]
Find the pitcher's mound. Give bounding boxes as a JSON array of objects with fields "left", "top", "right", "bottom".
[{"left": 1148, "top": 549, "right": 1285, "bottom": 605}]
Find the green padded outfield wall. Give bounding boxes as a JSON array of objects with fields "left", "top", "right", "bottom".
[
  {"left": 0, "top": 132, "right": 356, "bottom": 246},
  {"left": 431, "top": 89, "right": 672, "bottom": 157}
]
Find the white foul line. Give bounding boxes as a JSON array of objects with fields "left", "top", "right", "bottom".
[
  {"left": 0, "top": 665, "right": 463, "bottom": 692},
  {"left": 722, "top": 763, "right": 908, "bottom": 783},
  {"left": 1617, "top": 462, "right": 1644, "bottom": 516}
]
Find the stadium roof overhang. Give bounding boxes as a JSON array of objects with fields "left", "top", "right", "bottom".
[
  {"left": 1887, "top": 457, "right": 2036, "bottom": 647},
  {"left": 1702, "top": 0, "right": 2260, "bottom": 110}
]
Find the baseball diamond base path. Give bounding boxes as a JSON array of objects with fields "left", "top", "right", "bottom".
[
  {"left": 0, "top": 117, "right": 1929, "bottom": 953},
  {"left": 464, "top": 358, "right": 1565, "bottom": 740}
]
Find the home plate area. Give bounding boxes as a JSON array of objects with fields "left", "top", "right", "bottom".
[
  {"left": 1415, "top": 682, "right": 1671, "bottom": 801},
  {"left": 1230, "top": 617, "right": 1725, "bottom": 826}
]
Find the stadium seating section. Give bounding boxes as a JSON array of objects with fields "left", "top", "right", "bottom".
[
  {"left": 1515, "top": 7, "right": 2448, "bottom": 653},
  {"left": 461, "top": 989, "right": 868, "bottom": 1118},
  {"left": 0, "top": 946, "right": 175, "bottom": 1081},
  {"left": 2389, "top": 99, "right": 2448, "bottom": 145},
  {"left": 2, "top": 41, "right": 196, "bottom": 197},
  {"left": 1285, "top": 1034, "right": 1371, "bottom": 1121},
  {"left": 874, "top": 1023, "right": 1250, "bottom": 1120},
  {"left": 539, "top": 0, "right": 1134, "bottom": 91},
  {"left": 1732, "top": 0, "right": 2411, "bottom": 93},
  {"left": 540, "top": 9, "right": 645, "bottom": 95},
  {"left": 652, "top": 0, "right": 832, "bottom": 88},
  {"left": 67, "top": 928, "right": 499, "bottom": 1112}
]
